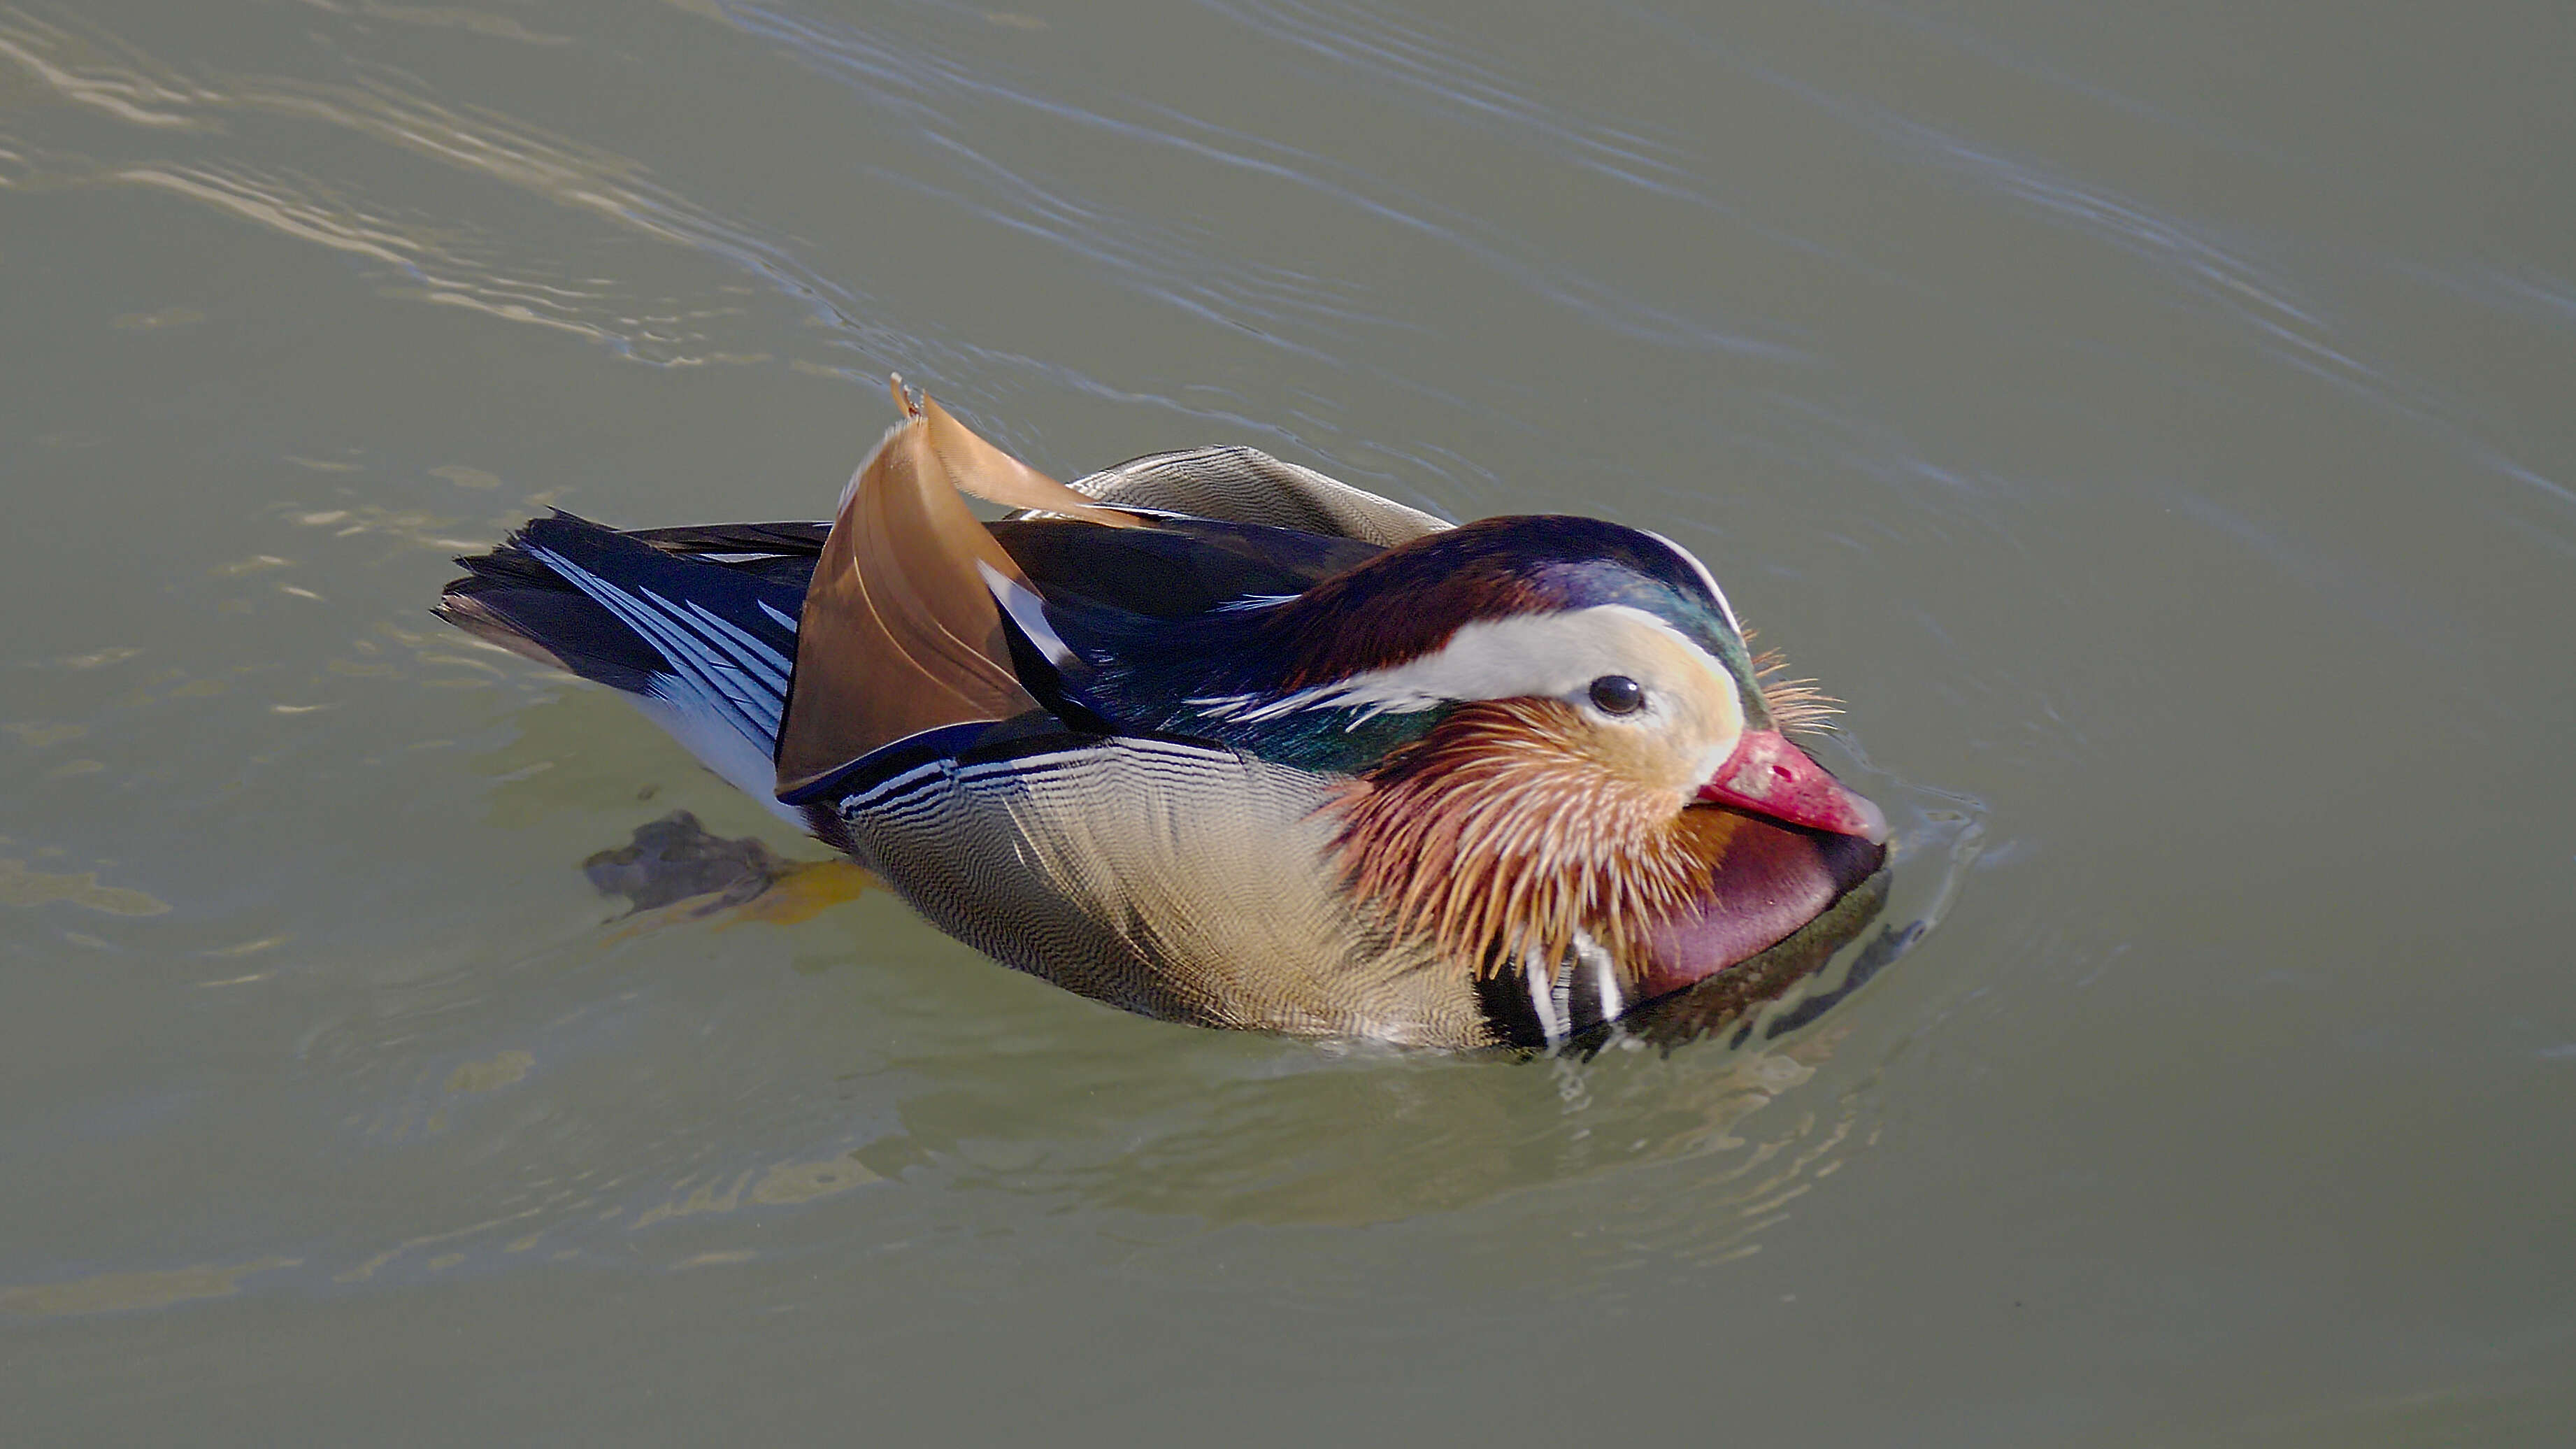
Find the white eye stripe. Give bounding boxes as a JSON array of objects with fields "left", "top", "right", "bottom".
[
  {"left": 1210, "top": 605, "right": 1730, "bottom": 722},
  {"left": 1640, "top": 529, "right": 1743, "bottom": 638}
]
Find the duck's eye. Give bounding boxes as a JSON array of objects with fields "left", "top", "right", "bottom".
[{"left": 1587, "top": 674, "right": 1647, "bottom": 715}]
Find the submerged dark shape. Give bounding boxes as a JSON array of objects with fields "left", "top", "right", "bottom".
[
  {"left": 581, "top": 810, "right": 876, "bottom": 927},
  {"left": 582, "top": 810, "right": 792, "bottom": 915},
  {"left": 438, "top": 387, "right": 1889, "bottom": 1050}
]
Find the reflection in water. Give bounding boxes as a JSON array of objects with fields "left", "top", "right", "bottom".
[
  {"left": 8, "top": 706, "right": 1967, "bottom": 1310},
  {"left": 0, "top": 1256, "right": 301, "bottom": 1318},
  {"left": 321, "top": 1147, "right": 878, "bottom": 1286},
  {"left": 296, "top": 2, "right": 576, "bottom": 48},
  {"left": 822, "top": 745, "right": 1978, "bottom": 1236},
  {"left": 860, "top": 1029, "right": 1870, "bottom": 1235},
  {"left": 0, "top": 5, "right": 845, "bottom": 365},
  {"left": 587, "top": 811, "right": 880, "bottom": 930},
  {"left": 445, "top": 1049, "right": 534, "bottom": 1093},
  {"left": 731, "top": 0, "right": 1798, "bottom": 365},
  {"left": 0, "top": 857, "right": 169, "bottom": 915},
  {"left": 628, "top": 1155, "right": 880, "bottom": 1229},
  {"left": 581, "top": 808, "right": 876, "bottom": 927}
]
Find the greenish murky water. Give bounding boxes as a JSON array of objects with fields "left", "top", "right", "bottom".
[{"left": 4, "top": 1, "right": 2572, "bottom": 1441}]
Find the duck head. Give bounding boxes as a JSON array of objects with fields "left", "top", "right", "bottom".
[{"left": 1155, "top": 515, "right": 1887, "bottom": 991}]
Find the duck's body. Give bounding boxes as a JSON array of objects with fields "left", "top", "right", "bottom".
[{"left": 439, "top": 389, "right": 1887, "bottom": 1050}]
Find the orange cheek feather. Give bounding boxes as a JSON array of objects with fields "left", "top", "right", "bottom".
[{"left": 1329, "top": 694, "right": 1887, "bottom": 994}]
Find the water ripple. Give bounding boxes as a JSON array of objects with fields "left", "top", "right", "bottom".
[
  {"left": 0, "top": 6, "right": 878, "bottom": 367},
  {"left": 725, "top": 0, "right": 1807, "bottom": 364}
]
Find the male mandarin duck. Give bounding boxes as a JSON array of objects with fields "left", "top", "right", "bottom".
[{"left": 436, "top": 381, "right": 1889, "bottom": 1050}]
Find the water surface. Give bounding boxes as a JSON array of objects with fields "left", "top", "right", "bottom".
[{"left": 4, "top": 1, "right": 2573, "bottom": 1441}]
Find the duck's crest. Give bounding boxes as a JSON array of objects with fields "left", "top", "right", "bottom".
[{"left": 1241, "top": 516, "right": 1758, "bottom": 705}]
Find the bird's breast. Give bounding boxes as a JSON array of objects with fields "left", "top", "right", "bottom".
[{"left": 1636, "top": 807, "right": 1888, "bottom": 999}]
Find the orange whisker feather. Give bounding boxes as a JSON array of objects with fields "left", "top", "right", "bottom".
[
  {"left": 1751, "top": 644, "right": 1842, "bottom": 734},
  {"left": 1324, "top": 699, "right": 1704, "bottom": 982}
]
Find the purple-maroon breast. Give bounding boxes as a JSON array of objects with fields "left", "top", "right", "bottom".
[{"left": 1636, "top": 808, "right": 1888, "bottom": 999}]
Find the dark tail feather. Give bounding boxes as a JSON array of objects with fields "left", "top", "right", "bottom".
[
  {"left": 436, "top": 512, "right": 813, "bottom": 811},
  {"left": 437, "top": 512, "right": 808, "bottom": 727},
  {"left": 436, "top": 513, "right": 676, "bottom": 693}
]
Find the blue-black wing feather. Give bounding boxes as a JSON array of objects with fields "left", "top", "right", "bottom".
[
  {"left": 439, "top": 513, "right": 803, "bottom": 758},
  {"left": 441, "top": 508, "right": 1406, "bottom": 776}
]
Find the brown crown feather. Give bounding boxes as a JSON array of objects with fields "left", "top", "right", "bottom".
[{"left": 1324, "top": 699, "right": 1707, "bottom": 980}]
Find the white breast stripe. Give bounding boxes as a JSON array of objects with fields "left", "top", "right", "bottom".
[
  {"left": 1524, "top": 948, "right": 1568, "bottom": 1049},
  {"left": 952, "top": 738, "right": 1227, "bottom": 784},
  {"left": 840, "top": 758, "right": 952, "bottom": 813},
  {"left": 1573, "top": 929, "right": 1624, "bottom": 1026},
  {"left": 841, "top": 736, "right": 1240, "bottom": 817}
]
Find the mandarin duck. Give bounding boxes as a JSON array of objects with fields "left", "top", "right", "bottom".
[{"left": 436, "top": 383, "right": 1889, "bottom": 1050}]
